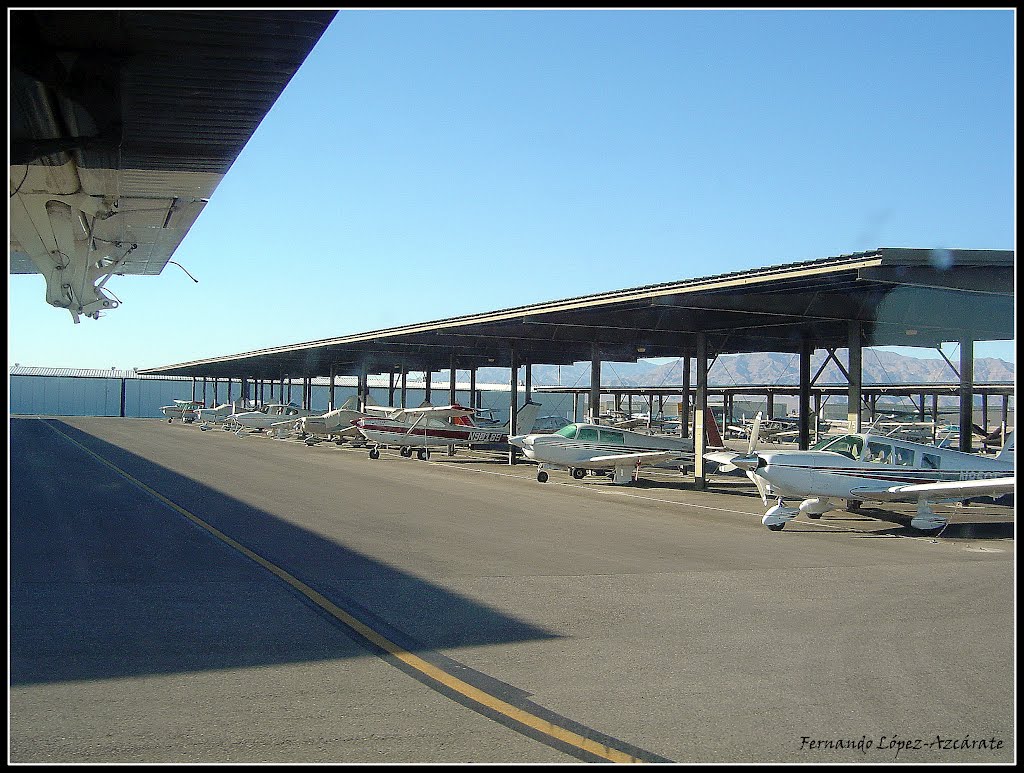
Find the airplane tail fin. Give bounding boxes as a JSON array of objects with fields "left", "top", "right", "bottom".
[
  {"left": 704, "top": 407, "right": 725, "bottom": 448},
  {"left": 995, "top": 431, "right": 1014, "bottom": 463},
  {"left": 501, "top": 401, "right": 542, "bottom": 435}
]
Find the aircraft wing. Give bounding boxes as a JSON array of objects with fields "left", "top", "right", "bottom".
[
  {"left": 703, "top": 450, "right": 742, "bottom": 473},
  {"left": 584, "top": 451, "right": 691, "bottom": 469},
  {"left": 10, "top": 10, "right": 336, "bottom": 321},
  {"left": 850, "top": 477, "right": 1016, "bottom": 502},
  {"left": 400, "top": 405, "right": 477, "bottom": 420}
]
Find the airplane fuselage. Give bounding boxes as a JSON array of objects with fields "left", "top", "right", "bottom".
[
  {"left": 753, "top": 448, "right": 1013, "bottom": 502},
  {"left": 355, "top": 418, "right": 509, "bottom": 448},
  {"left": 511, "top": 423, "right": 693, "bottom": 471}
]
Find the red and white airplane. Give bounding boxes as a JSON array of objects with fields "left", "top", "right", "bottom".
[
  {"left": 706, "top": 413, "right": 1015, "bottom": 533},
  {"left": 355, "top": 401, "right": 541, "bottom": 460}
]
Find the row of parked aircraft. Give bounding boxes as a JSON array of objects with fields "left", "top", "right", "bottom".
[{"left": 162, "top": 398, "right": 1014, "bottom": 536}]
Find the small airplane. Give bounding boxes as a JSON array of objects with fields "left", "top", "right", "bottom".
[
  {"left": 292, "top": 396, "right": 399, "bottom": 445},
  {"left": 193, "top": 398, "right": 257, "bottom": 430},
  {"left": 159, "top": 399, "right": 206, "bottom": 423},
  {"left": 356, "top": 401, "right": 541, "bottom": 460},
  {"left": 705, "top": 413, "right": 1015, "bottom": 533},
  {"left": 224, "top": 403, "right": 315, "bottom": 436},
  {"left": 509, "top": 408, "right": 725, "bottom": 484}
]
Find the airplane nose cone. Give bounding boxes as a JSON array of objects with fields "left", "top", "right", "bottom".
[{"left": 730, "top": 453, "right": 762, "bottom": 472}]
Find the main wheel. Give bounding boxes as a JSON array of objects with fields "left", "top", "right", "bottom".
[
  {"left": 537, "top": 470, "right": 549, "bottom": 483},
  {"left": 766, "top": 523, "right": 785, "bottom": 531},
  {"left": 417, "top": 448, "right": 430, "bottom": 461},
  {"left": 400, "top": 447, "right": 412, "bottom": 458},
  {"left": 572, "top": 468, "right": 586, "bottom": 480},
  {"left": 368, "top": 447, "right": 380, "bottom": 459}
]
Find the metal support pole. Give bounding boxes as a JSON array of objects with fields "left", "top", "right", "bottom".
[
  {"left": 449, "top": 354, "right": 457, "bottom": 406},
  {"left": 400, "top": 365, "right": 408, "bottom": 409},
  {"left": 799, "top": 339, "right": 812, "bottom": 450},
  {"left": 329, "top": 364, "right": 336, "bottom": 410},
  {"left": 509, "top": 346, "right": 519, "bottom": 464},
  {"left": 589, "top": 344, "right": 601, "bottom": 424},
  {"left": 959, "top": 338, "right": 974, "bottom": 453},
  {"left": 847, "top": 322, "right": 863, "bottom": 433},
  {"left": 680, "top": 356, "right": 690, "bottom": 438},
  {"left": 693, "top": 335, "right": 708, "bottom": 490}
]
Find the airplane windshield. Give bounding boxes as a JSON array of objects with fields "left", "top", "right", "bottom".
[
  {"left": 555, "top": 424, "right": 579, "bottom": 439},
  {"left": 814, "top": 434, "right": 864, "bottom": 460}
]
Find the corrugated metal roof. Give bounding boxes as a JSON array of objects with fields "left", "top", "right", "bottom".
[
  {"left": 8, "top": 366, "right": 512, "bottom": 391},
  {"left": 9, "top": 366, "right": 190, "bottom": 380},
  {"left": 137, "top": 247, "right": 1014, "bottom": 380}
]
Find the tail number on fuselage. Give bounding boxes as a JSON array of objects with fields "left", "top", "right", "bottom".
[
  {"left": 468, "top": 431, "right": 504, "bottom": 442},
  {"left": 958, "top": 470, "right": 1005, "bottom": 481}
]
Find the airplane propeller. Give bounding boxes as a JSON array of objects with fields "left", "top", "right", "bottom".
[{"left": 730, "top": 412, "right": 770, "bottom": 505}]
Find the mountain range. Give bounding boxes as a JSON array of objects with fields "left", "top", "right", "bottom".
[{"left": 475, "top": 350, "right": 1015, "bottom": 387}]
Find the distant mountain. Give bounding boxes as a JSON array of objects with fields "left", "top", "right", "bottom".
[{"left": 474, "top": 350, "right": 1014, "bottom": 386}]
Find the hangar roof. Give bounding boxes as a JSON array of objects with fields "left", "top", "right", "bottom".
[
  {"left": 10, "top": 10, "right": 336, "bottom": 276},
  {"left": 139, "top": 248, "right": 1015, "bottom": 380}
]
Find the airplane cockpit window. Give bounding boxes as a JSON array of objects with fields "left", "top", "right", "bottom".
[
  {"left": 819, "top": 435, "right": 864, "bottom": 460},
  {"left": 599, "top": 429, "right": 625, "bottom": 445},
  {"left": 921, "top": 452, "right": 941, "bottom": 470},
  {"left": 577, "top": 427, "right": 600, "bottom": 442},
  {"left": 555, "top": 424, "right": 579, "bottom": 439},
  {"left": 892, "top": 446, "right": 915, "bottom": 466},
  {"left": 866, "top": 441, "right": 893, "bottom": 464}
]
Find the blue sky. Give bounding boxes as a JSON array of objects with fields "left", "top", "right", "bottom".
[{"left": 7, "top": 8, "right": 1016, "bottom": 371}]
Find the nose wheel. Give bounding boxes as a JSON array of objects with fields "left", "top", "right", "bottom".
[{"left": 368, "top": 447, "right": 380, "bottom": 459}]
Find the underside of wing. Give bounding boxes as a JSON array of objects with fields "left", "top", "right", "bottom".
[{"left": 851, "top": 476, "right": 1016, "bottom": 502}]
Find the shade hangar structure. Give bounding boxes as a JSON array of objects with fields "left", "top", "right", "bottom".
[{"left": 140, "top": 247, "right": 1014, "bottom": 486}]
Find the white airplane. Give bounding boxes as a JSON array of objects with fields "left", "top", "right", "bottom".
[
  {"left": 509, "top": 408, "right": 725, "bottom": 484},
  {"left": 224, "top": 403, "right": 315, "bottom": 436},
  {"left": 159, "top": 399, "right": 205, "bottom": 423},
  {"left": 292, "top": 397, "right": 399, "bottom": 445},
  {"left": 356, "top": 401, "right": 541, "bottom": 460},
  {"left": 705, "top": 413, "right": 1015, "bottom": 533},
  {"left": 195, "top": 399, "right": 256, "bottom": 430}
]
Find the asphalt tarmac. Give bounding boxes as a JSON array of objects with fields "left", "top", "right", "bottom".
[{"left": 9, "top": 417, "right": 1015, "bottom": 763}]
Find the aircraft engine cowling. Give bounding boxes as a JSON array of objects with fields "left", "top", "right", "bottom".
[{"left": 798, "top": 498, "right": 834, "bottom": 516}]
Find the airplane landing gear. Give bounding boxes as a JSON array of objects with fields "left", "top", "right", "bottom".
[
  {"left": 417, "top": 448, "right": 430, "bottom": 461},
  {"left": 537, "top": 470, "right": 549, "bottom": 483},
  {"left": 368, "top": 447, "right": 380, "bottom": 459},
  {"left": 400, "top": 447, "right": 413, "bottom": 458},
  {"left": 571, "top": 468, "right": 586, "bottom": 480}
]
